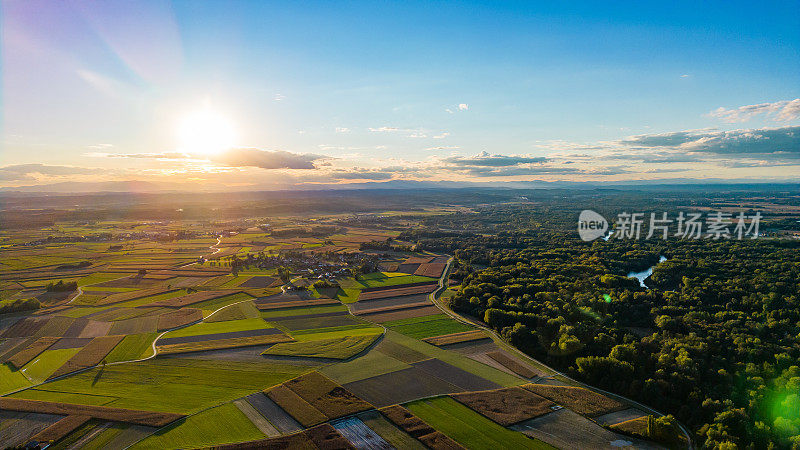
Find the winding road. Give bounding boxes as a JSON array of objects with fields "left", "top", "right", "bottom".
[{"left": 428, "top": 256, "right": 695, "bottom": 449}]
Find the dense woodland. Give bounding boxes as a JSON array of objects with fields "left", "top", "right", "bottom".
[{"left": 403, "top": 199, "right": 800, "bottom": 448}]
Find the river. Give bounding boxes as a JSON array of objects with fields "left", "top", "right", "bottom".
[{"left": 627, "top": 255, "right": 667, "bottom": 288}]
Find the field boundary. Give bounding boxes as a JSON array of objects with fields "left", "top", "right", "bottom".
[{"left": 427, "top": 255, "right": 695, "bottom": 449}]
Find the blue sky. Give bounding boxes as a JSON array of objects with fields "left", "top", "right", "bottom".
[{"left": 1, "top": 0, "right": 799, "bottom": 189}]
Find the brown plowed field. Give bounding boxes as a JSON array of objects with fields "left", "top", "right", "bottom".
[
  {"left": 146, "top": 290, "right": 241, "bottom": 308},
  {"left": 95, "top": 287, "right": 181, "bottom": 306},
  {"left": 47, "top": 335, "right": 125, "bottom": 380},
  {"left": 156, "top": 308, "right": 203, "bottom": 331},
  {"left": 29, "top": 414, "right": 92, "bottom": 444},
  {"left": 423, "top": 330, "right": 488, "bottom": 346},
  {"left": 380, "top": 405, "right": 464, "bottom": 450},
  {"left": 211, "top": 423, "right": 353, "bottom": 449},
  {"left": 0, "top": 398, "right": 184, "bottom": 426},
  {"left": 7, "top": 337, "right": 60, "bottom": 369},
  {"left": 450, "top": 387, "right": 554, "bottom": 426},
  {"left": 156, "top": 333, "right": 293, "bottom": 355},
  {"left": 522, "top": 384, "right": 626, "bottom": 417},
  {"left": 485, "top": 351, "right": 538, "bottom": 378},
  {"left": 359, "top": 305, "right": 442, "bottom": 322},
  {"left": 357, "top": 284, "right": 438, "bottom": 301}
]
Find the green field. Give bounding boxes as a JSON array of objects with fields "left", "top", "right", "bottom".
[
  {"left": 292, "top": 325, "right": 383, "bottom": 341},
  {"left": 131, "top": 403, "right": 266, "bottom": 449},
  {"left": 342, "top": 272, "right": 438, "bottom": 289},
  {"left": 405, "top": 397, "right": 553, "bottom": 450},
  {"left": 9, "top": 358, "right": 313, "bottom": 413},
  {"left": 0, "top": 362, "right": 31, "bottom": 394},
  {"left": 77, "top": 272, "right": 127, "bottom": 287},
  {"left": 105, "top": 333, "right": 158, "bottom": 362},
  {"left": 386, "top": 331, "right": 524, "bottom": 387},
  {"left": 262, "top": 333, "right": 381, "bottom": 359},
  {"left": 381, "top": 314, "right": 450, "bottom": 327},
  {"left": 19, "top": 347, "right": 81, "bottom": 383},
  {"left": 259, "top": 304, "right": 347, "bottom": 319},
  {"left": 114, "top": 289, "right": 188, "bottom": 308},
  {"left": 163, "top": 318, "right": 272, "bottom": 339},
  {"left": 320, "top": 349, "right": 411, "bottom": 384},
  {"left": 192, "top": 292, "right": 254, "bottom": 313},
  {"left": 387, "top": 316, "right": 475, "bottom": 339},
  {"left": 358, "top": 410, "right": 427, "bottom": 450}
]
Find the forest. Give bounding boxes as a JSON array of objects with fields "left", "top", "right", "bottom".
[{"left": 402, "top": 197, "right": 800, "bottom": 448}]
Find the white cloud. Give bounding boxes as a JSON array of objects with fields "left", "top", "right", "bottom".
[
  {"left": 458, "top": 103, "right": 469, "bottom": 111},
  {"left": 707, "top": 99, "right": 800, "bottom": 123},
  {"left": 368, "top": 126, "right": 399, "bottom": 132},
  {"left": 335, "top": 127, "right": 350, "bottom": 133},
  {"left": 433, "top": 132, "right": 450, "bottom": 139},
  {"left": 426, "top": 146, "right": 460, "bottom": 150},
  {"left": 274, "top": 93, "right": 285, "bottom": 101}
]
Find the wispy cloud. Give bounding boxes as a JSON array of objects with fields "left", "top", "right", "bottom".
[
  {"left": 0, "top": 164, "right": 100, "bottom": 181},
  {"left": 90, "top": 148, "right": 327, "bottom": 170},
  {"left": 442, "top": 151, "right": 547, "bottom": 167},
  {"left": 707, "top": 99, "right": 800, "bottom": 123},
  {"left": 426, "top": 146, "right": 460, "bottom": 151}
]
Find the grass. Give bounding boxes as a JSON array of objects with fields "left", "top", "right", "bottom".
[
  {"left": 205, "top": 300, "right": 260, "bottom": 322},
  {"left": 58, "top": 304, "right": 111, "bottom": 319},
  {"left": 105, "top": 333, "right": 158, "bottom": 362},
  {"left": 131, "top": 403, "right": 265, "bottom": 449},
  {"left": 290, "top": 323, "right": 375, "bottom": 336},
  {"left": 358, "top": 410, "right": 426, "bottom": 450},
  {"left": 262, "top": 334, "right": 381, "bottom": 359},
  {"left": 386, "top": 331, "right": 524, "bottom": 387},
  {"left": 163, "top": 317, "right": 271, "bottom": 339},
  {"left": 388, "top": 317, "right": 475, "bottom": 339},
  {"left": 77, "top": 272, "right": 126, "bottom": 287},
  {"left": 10, "top": 358, "right": 313, "bottom": 414},
  {"left": 321, "top": 350, "right": 411, "bottom": 384},
  {"left": 405, "top": 396, "right": 553, "bottom": 450},
  {"left": 333, "top": 272, "right": 438, "bottom": 304},
  {"left": 114, "top": 289, "right": 188, "bottom": 308},
  {"left": 82, "top": 286, "right": 137, "bottom": 293},
  {"left": 192, "top": 292, "right": 254, "bottom": 313},
  {"left": 343, "top": 273, "right": 438, "bottom": 289},
  {"left": 260, "top": 304, "right": 347, "bottom": 319},
  {"left": 271, "top": 315, "right": 364, "bottom": 332},
  {"left": 292, "top": 325, "right": 383, "bottom": 341},
  {"left": 0, "top": 362, "right": 31, "bottom": 394},
  {"left": 609, "top": 415, "right": 649, "bottom": 436},
  {"left": 381, "top": 313, "right": 450, "bottom": 327},
  {"left": 79, "top": 422, "right": 128, "bottom": 450},
  {"left": 11, "top": 389, "right": 119, "bottom": 405},
  {"left": 19, "top": 348, "right": 81, "bottom": 383},
  {"left": 219, "top": 275, "right": 252, "bottom": 288}
]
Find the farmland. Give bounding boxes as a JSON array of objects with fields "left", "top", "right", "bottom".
[
  {"left": 405, "top": 396, "right": 553, "bottom": 450},
  {"left": 0, "top": 209, "right": 678, "bottom": 448}
]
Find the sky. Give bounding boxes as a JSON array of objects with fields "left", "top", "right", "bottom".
[{"left": 1, "top": 0, "right": 799, "bottom": 190}]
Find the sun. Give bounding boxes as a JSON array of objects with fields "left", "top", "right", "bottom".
[{"left": 177, "top": 107, "right": 237, "bottom": 155}]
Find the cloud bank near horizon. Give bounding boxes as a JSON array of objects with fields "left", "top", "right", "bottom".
[{"left": 2, "top": 123, "right": 799, "bottom": 190}]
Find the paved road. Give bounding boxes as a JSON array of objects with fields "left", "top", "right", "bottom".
[{"left": 428, "top": 255, "right": 694, "bottom": 449}]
